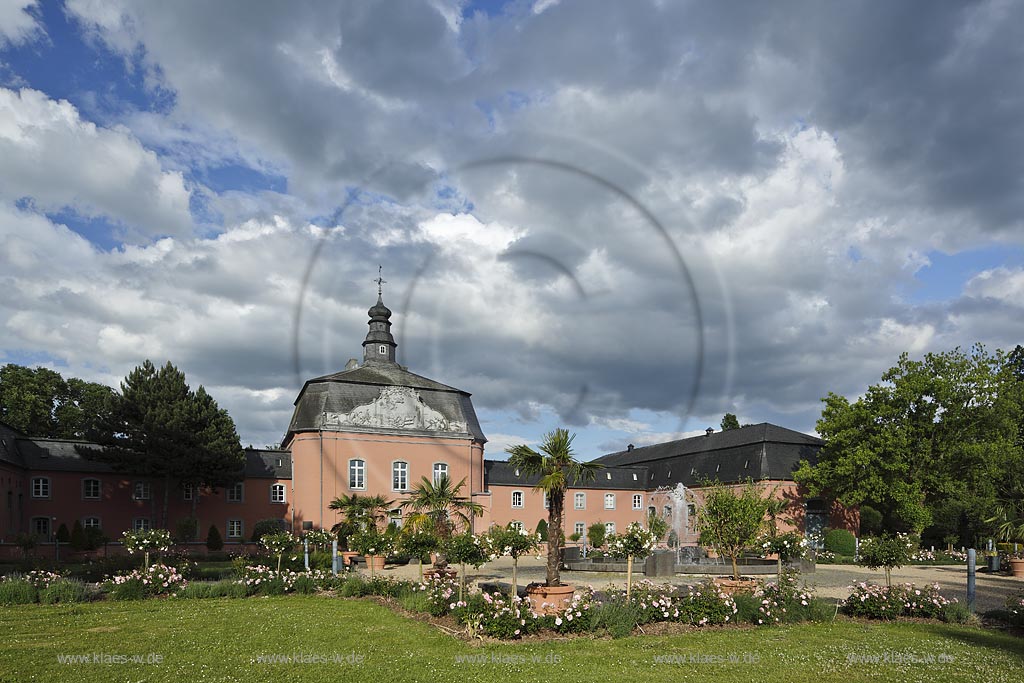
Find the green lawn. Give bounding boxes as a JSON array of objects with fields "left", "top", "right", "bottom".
[{"left": 1, "top": 597, "right": 1021, "bottom": 682}]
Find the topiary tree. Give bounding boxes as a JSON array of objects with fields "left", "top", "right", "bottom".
[
  {"left": 56, "top": 523, "right": 70, "bottom": 544},
  {"left": 696, "top": 479, "right": 770, "bottom": 580},
  {"left": 70, "top": 521, "right": 87, "bottom": 551},
  {"left": 486, "top": 524, "right": 540, "bottom": 597},
  {"left": 398, "top": 526, "right": 439, "bottom": 581},
  {"left": 587, "top": 522, "right": 607, "bottom": 550},
  {"left": 251, "top": 519, "right": 286, "bottom": 543},
  {"left": 259, "top": 531, "right": 297, "bottom": 572},
  {"left": 859, "top": 505, "right": 884, "bottom": 536},
  {"left": 206, "top": 525, "right": 224, "bottom": 551},
  {"left": 444, "top": 532, "right": 489, "bottom": 602},
  {"left": 175, "top": 517, "right": 198, "bottom": 543},
  {"left": 121, "top": 529, "right": 172, "bottom": 568},
  {"left": 824, "top": 528, "right": 857, "bottom": 556},
  {"left": 760, "top": 530, "right": 808, "bottom": 584},
  {"left": 349, "top": 527, "right": 395, "bottom": 578},
  {"left": 607, "top": 522, "right": 658, "bottom": 597},
  {"left": 535, "top": 519, "right": 548, "bottom": 539},
  {"left": 858, "top": 533, "right": 914, "bottom": 587}
]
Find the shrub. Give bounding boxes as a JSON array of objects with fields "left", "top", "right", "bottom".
[
  {"left": 1005, "top": 590, "right": 1024, "bottom": 626},
  {"left": 107, "top": 578, "right": 146, "bottom": 601},
  {"left": 858, "top": 533, "right": 914, "bottom": 586},
  {"left": 339, "top": 575, "right": 370, "bottom": 598},
  {"left": 459, "top": 591, "right": 540, "bottom": 639},
  {"left": 587, "top": 522, "right": 606, "bottom": 549},
  {"left": 175, "top": 517, "right": 199, "bottom": 543},
  {"left": 841, "top": 582, "right": 957, "bottom": 620},
  {"left": 859, "top": 505, "right": 884, "bottom": 536},
  {"left": 70, "top": 521, "right": 88, "bottom": 551},
  {"left": 398, "top": 589, "right": 431, "bottom": 613},
  {"left": 206, "top": 525, "right": 224, "bottom": 551},
  {"left": 56, "top": 523, "right": 70, "bottom": 544},
  {"left": 941, "top": 602, "right": 972, "bottom": 624},
  {"left": 292, "top": 575, "right": 317, "bottom": 595},
  {"left": 105, "top": 563, "right": 187, "bottom": 599},
  {"left": 751, "top": 569, "right": 814, "bottom": 624},
  {"left": 416, "top": 576, "right": 459, "bottom": 616},
  {"left": 535, "top": 519, "right": 548, "bottom": 539},
  {"left": 0, "top": 578, "right": 37, "bottom": 605},
  {"left": 39, "top": 578, "right": 88, "bottom": 604},
  {"left": 590, "top": 599, "right": 639, "bottom": 638},
  {"left": 824, "top": 529, "right": 856, "bottom": 556},
  {"left": 251, "top": 519, "right": 287, "bottom": 543}
]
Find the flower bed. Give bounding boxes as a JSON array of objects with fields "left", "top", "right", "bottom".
[
  {"left": 841, "top": 582, "right": 958, "bottom": 620},
  {"left": 105, "top": 563, "right": 188, "bottom": 599}
]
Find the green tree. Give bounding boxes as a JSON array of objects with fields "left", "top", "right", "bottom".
[
  {"left": 720, "top": 413, "right": 741, "bottom": 431},
  {"left": 646, "top": 509, "right": 669, "bottom": 542},
  {"left": 0, "top": 364, "right": 114, "bottom": 438},
  {"left": 507, "top": 428, "right": 602, "bottom": 587},
  {"left": 81, "top": 360, "right": 245, "bottom": 529},
  {"left": 206, "top": 525, "right": 224, "bottom": 551},
  {"left": 486, "top": 524, "right": 540, "bottom": 597},
  {"left": 696, "top": 479, "right": 769, "bottom": 580},
  {"left": 795, "top": 345, "right": 1024, "bottom": 542},
  {"left": 858, "top": 533, "right": 914, "bottom": 587},
  {"left": 587, "top": 521, "right": 606, "bottom": 549}
]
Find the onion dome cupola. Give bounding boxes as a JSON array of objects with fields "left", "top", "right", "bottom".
[{"left": 362, "top": 268, "right": 397, "bottom": 364}]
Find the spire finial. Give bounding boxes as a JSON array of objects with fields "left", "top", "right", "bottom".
[{"left": 374, "top": 264, "right": 386, "bottom": 298}]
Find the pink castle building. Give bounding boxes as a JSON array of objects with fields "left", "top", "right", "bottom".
[{"left": 0, "top": 291, "right": 856, "bottom": 553}]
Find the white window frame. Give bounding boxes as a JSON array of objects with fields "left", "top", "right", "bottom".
[
  {"left": 270, "top": 483, "right": 286, "bottom": 504},
  {"left": 604, "top": 493, "right": 616, "bottom": 510},
  {"left": 510, "top": 520, "right": 524, "bottom": 532},
  {"left": 31, "top": 477, "right": 49, "bottom": 499},
  {"left": 433, "top": 462, "right": 449, "bottom": 486},
  {"left": 378, "top": 344, "right": 387, "bottom": 355},
  {"left": 511, "top": 490, "right": 524, "bottom": 509},
  {"left": 133, "top": 481, "right": 151, "bottom": 501},
  {"left": 632, "top": 494, "right": 643, "bottom": 510},
  {"left": 392, "top": 461, "right": 408, "bottom": 491},
  {"left": 226, "top": 519, "right": 243, "bottom": 539},
  {"left": 31, "top": 516, "right": 50, "bottom": 538},
  {"left": 132, "top": 517, "right": 151, "bottom": 531},
  {"left": 574, "top": 521, "right": 585, "bottom": 537},
  {"left": 83, "top": 516, "right": 101, "bottom": 529},
  {"left": 82, "top": 478, "right": 101, "bottom": 500},
  {"left": 227, "top": 482, "right": 244, "bottom": 503},
  {"left": 182, "top": 484, "right": 194, "bottom": 501},
  {"left": 574, "top": 492, "right": 585, "bottom": 510},
  {"left": 543, "top": 492, "right": 550, "bottom": 509},
  {"left": 605, "top": 522, "right": 616, "bottom": 535},
  {"left": 349, "top": 459, "right": 365, "bottom": 490}
]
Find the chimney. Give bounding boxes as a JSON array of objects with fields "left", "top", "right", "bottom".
[
  {"left": 627, "top": 444, "right": 634, "bottom": 451},
  {"left": 705, "top": 427, "right": 714, "bottom": 436}
]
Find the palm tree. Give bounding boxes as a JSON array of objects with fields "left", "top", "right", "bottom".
[
  {"left": 507, "top": 428, "right": 601, "bottom": 587},
  {"left": 329, "top": 493, "right": 394, "bottom": 535},
  {"left": 401, "top": 475, "right": 483, "bottom": 538}
]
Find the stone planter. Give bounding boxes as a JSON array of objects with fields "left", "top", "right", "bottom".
[
  {"left": 526, "top": 583, "right": 575, "bottom": 614},
  {"left": 364, "top": 554, "right": 385, "bottom": 571},
  {"left": 1009, "top": 558, "right": 1024, "bottom": 578},
  {"left": 711, "top": 576, "right": 760, "bottom": 596}
]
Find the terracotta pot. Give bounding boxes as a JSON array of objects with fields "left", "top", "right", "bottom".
[
  {"left": 1010, "top": 558, "right": 1024, "bottom": 578},
  {"left": 365, "top": 554, "right": 385, "bottom": 571},
  {"left": 340, "top": 551, "right": 359, "bottom": 566},
  {"left": 712, "top": 576, "right": 760, "bottom": 596},
  {"left": 525, "top": 584, "right": 575, "bottom": 614}
]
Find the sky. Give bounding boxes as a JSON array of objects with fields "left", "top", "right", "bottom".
[{"left": 1, "top": 0, "right": 1023, "bottom": 458}]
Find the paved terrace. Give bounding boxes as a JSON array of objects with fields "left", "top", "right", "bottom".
[{"left": 360, "top": 555, "right": 1022, "bottom": 614}]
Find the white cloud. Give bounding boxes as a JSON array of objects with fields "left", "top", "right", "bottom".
[
  {"left": 0, "top": 88, "right": 193, "bottom": 241},
  {"left": 0, "top": 0, "right": 39, "bottom": 46},
  {"left": 964, "top": 267, "right": 1024, "bottom": 306}
]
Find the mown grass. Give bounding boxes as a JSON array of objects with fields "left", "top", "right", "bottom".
[{"left": 0, "top": 596, "right": 1021, "bottom": 683}]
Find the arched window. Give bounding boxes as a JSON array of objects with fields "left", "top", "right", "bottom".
[
  {"left": 433, "top": 462, "right": 448, "bottom": 486},
  {"left": 632, "top": 494, "right": 643, "bottom": 510},
  {"left": 270, "top": 484, "right": 286, "bottom": 503},
  {"left": 83, "top": 517, "right": 101, "bottom": 529},
  {"left": 604, "top": 493, "right": 616, "bottom": 510},
  {"left": 511, "top": 490, "right": 524, "bottom": 508}
]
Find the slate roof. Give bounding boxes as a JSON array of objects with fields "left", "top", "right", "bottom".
[
  {"left": 592, "top": 423, "right": 822, "bottom": 488},
  {"left": 10, "top": 437, "right": 291, "bottom": 480},
  {"left": 285, "top": 360, "right": 487, "bottom": 443},
  {"left": 484, "top": 460, "right": 648, "bottom": 491},
  {"left": 0, "top": 421, "right": 26, "bottom": 468}
]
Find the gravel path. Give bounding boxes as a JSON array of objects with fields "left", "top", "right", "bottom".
[{"left": 367, "top": 556, "right": 1022, "bottom": 613}]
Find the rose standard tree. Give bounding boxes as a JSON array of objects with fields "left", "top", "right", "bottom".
[
  {"left": 695, "top": 479, "right": 770, "bottom": 582},
  {"left": 507, "top": 429, "right": 601, "bottom": 608},
  {"left": 608, "top": 522, "right": 658, "bottom": 597},
  {"left": 486, "top": 523, "right": 541, "bottom": 598}
]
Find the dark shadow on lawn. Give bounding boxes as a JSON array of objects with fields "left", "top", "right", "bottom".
[{"left": 917, "top": 622, "right": 1024, "bottom": 663}]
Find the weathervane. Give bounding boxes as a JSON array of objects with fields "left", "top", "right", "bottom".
[{"left": 375, "top": 264, "right": 386, "bottom": 297}]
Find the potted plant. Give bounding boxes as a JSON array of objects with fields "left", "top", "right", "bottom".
[
  {"left": 486, "top": 523, "right": 541, "bottom": 597},
  {"left": 350, "top": 527, "right": 394, "bottom": 576},
  {"left": 398, "top": 525, "right": 440, "bottom": 581},
  {"left": 507, "top": 428, "right": 601, "bottom": 612},
  {"left": 694, "top": 479, "right": 768, "bottom": 593},
  {"left": 607, "top": 521, "right": 658, "bottom": 597},
  {"left": 987, "top": 499, "right": 1024, "bottom": 577},
  {"left": 330, "top": 493, "right": 393, "bottom": 568}
]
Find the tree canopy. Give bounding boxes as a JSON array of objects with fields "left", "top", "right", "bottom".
[
  {"left": 720, "top": 413, "right": 741, "bottom": 431},
  {"left": 794, "top": 344, "right": 1024, "bottom": 544},
  {"left": 81, "top": 360, "right": 244, "bottom": 528},
  {"left": 0, "top": 364, "right": 115, "bottom": 439}
]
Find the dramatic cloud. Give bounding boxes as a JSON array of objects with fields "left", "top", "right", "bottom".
[{"left": 1, "top": 0, "right": 1023, "bottom": 452}]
